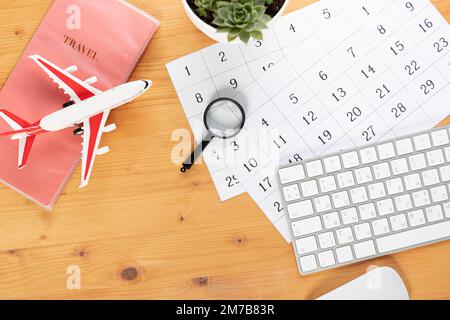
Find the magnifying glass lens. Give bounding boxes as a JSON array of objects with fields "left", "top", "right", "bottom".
[{"left": 205, "top": 99, "right": 244, "bottom": 139}]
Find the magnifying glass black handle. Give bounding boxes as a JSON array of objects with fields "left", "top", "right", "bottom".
[{"left": 180, "top": 137, "right": 213, "bottom": 173}]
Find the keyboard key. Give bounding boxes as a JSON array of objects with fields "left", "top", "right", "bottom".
[
  {"left": 296, "top": 236, "right": 318, "bottom": 255},
  {"left": 412, "top": 190, "right": 431, "bottom": 207},
  {"left": 395, "top": 194, "right": 413, "bottom": 212},
  {"left": 377, "top": 221, "right": 450, "bottom": 253},
  {"left": 377, "top": 198, "right": 395, "bottom": 216},
  {"left": 396, "top": 138, "right": 414, "bottom": 155},
  {"left": 390, "top": 214, "right": 408, "bottom": 231},
  {"left": 445, "top": 147, "right": 450, "bottom": 161},
  {"left": 299, "top": 255, "right": 318, "bottom": 273},
  {"left": 336, "top": 246, "right": 354, "bottom": 263},
  {"left": 283, "top": 184, "right": 301, "bottom": 202},
  {"left": 324, "top": 156, "right": 342, "bottom": 173},
  {"left": 404, "top": 173, "right": 422, "bottom": 191},
  {"left": 378, "top": 142, "right": 395, "bottom": 160},
  {"left": 426, "top": 205, "right": 444, "bottom": 222},
  {"left": 413, "top": 134, "right": 432, "bottom": 151},
  {"left": 333, "top": 191, "right": 350, "bottom": 208},
  {"left": 431, "top": 129, "right": 449, "bottom": 147},
  {"left": 409, "top": 153, "right": 427, "bottom": 171},
  {"left": 337, "top": 171, "right": 355, "bottom": 188},
  {"left": 426, "top": 149, "right": 445, "bottom": 167},
  {"left": 360, "top": 147, "right": 378, "bottom": 164},
  {"left": 318, "top": 232, "right": 336, "bottom": 249},
  {"left": 355, "top": 167, "right": 373, "bottom": 184},
  {"left": 359, "top": 203, "right": 377, "bottom": 220},
  {"left": 430, "top": 185, "right": 448, "bottom": 203},
  {"left": 408, "top": 209, "right": 426, "bottom": 227},
  {"left": 314, "top": 195, "right": 332, "bottom": 213},
  {"left": 422, "top": 169, "right": 440, "bottom": 186},
  {"left": 319, "top": 176, "right": 337, "bottom": 192},
  {"left": 354, "top": 240, "right": 376, "bottom": 259},
  {"left": 387, "top": 178, "right": 404, "bottom": 195},
  {"left": 354, "top": 223, "right": 372, "bottom": 240},
  {"left": 342, "top": 151, "right": 360, "bottom": 168},
  {"left": 336, "top": 227, "right": 354, "bottom": 245},
  {"left": 287, "top": 200, "right": 314, "bottom": 220},
  {"left": 306, "top": 160, "right": 324, "bottom": 177},
  {"left": 372, "top": 218, "right": 390, "bottom": 236},
  {"left": 279, "top": 165, "right": 305, "bottom": 184},
  {"left": 440, "top": 166, "right": 450, "bottom": 182},
  {"left": 444, "top": 202, "right": 450, "bottom": 218},
  {"left": 341, "top": 207, "right": 358, "bottom": 225},
  {"left": 350, "top": 186, "right": 368, "bottom": 204},
  {"left": 301, "top": 180, "right": 319, "bottom": 197},
  {"left": 292, "top": 217, "right": 323, "bottom": 237},
  {"left": 323, "top": 212, "right": 341, "bottom": 229},
  {"left": 368, "top": 182, "right": 387, "bottom": 199},
  {"left": 391, "top": 158, "right": 409, "bottom": 175},
  {"left": 318, "top": 250, "right": 336, "bottom": 268},
  {"left": 373, "top": 162, "right": 391, "bottom": 180}
]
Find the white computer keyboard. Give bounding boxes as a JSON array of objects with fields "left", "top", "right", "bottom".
[{"left": 278, "top": 126, "right": 450, "bottom": 275}]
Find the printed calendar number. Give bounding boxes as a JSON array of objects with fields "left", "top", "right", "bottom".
[
  {"left": 420, "top": 80, "right": 435, "bottom": 95},
  {"left": 362, "top": 125, "right": 376, "bottom": 142},
  {"left": 390, "top": 41, "right": 405, "bottom": 56},
  {"left": 195, "top": 92, "right": 204, "bottom": 103},
  {"left": 318, "top": 130, "right": 333, "bottom": 145},
  {"left": 319, "top": 71, "right": 328, "bottom": 81},
  {"left": 219, "top": 51, "right": 228, "bottom": 62},
  {"left": 226, "top": 175, "right": 240, "bottom": 187},
  {"left": 377, "top": 25, "right": 386, "bottom": 35},
  {"left": 273, "top": 135, "right": 288, "bottom": 149},
  {"left": 323, "top": 8, "right": 331, "bottom": 20},
  {"left": 434, "top": 37, "right": 448, "bottom": 53},
  {"left": 244, "top": 158, "right": 259, "bottom": 173},
  {"left": 231, "top": 141, "right": 240, "bottom": 151},
  {"left": 274, "top": 202, "right": 284, "bottom": 213},
  {"left": 230, "top": 78, "right": 238, "bottom": 89},
  {"left": 376, "top": 84, "right": 391, "bottom": 100},
  {"left": 418, "top": 18, "right": 433, "bottom": 33},
  {"left": 259, "top": 176, "right": 272, "bottom": 192},
  {"left": 303, "top": 111, "right": 318, "bottom": 126},
  {"left": 361, "top": 65, "right": 376, "bottom": 79},
  {"left": 391, "top": 103, "right": 407, "bottom": 119},
  {"left": 405, "top": 2, "right": 414, "bottom": 12},
  {"left": 347, "top": 47, "right": 356, "bottom": 58},
  {"left": 347, "top": 106, "right": 362, "bottom": 122},
  {"left": 262, "top": 63, "right": 274, "bottom": 72},
  {"left": 405, "top": 60, "right": 420, "bottom": 76},
  {"left": 332, "top": 88, "right": 347, "bottom": 102},
  {"left": 289, "top": 93, "right": 299, "bottom": 104}
]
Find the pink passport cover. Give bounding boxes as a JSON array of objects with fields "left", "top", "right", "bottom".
[{"left": 0, "top": 0, "right": 159, "bottom": 209}]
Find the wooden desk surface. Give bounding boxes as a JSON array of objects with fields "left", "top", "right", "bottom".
[{"left": 0, "top": 0, "right": 449, "bottom": 300}]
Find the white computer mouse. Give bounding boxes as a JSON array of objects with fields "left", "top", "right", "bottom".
[{"left": 317, "top": 267, "right": 409, "bottom": 300}]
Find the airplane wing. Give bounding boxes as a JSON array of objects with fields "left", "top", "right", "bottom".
[
  {"left": 29, "top": 54, "right": 102, "bottom": 103},
  {"left": 80, "top": 111, "right": 116, "bottom": 188}
]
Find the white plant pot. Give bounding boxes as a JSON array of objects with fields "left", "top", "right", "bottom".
[{"left": 182, "top": 0, "right": 290, "bottom": 44}]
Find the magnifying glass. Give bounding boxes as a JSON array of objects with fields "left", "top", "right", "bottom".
[{"left": 180, "top": 97, "right": 246, "bottom": 173}]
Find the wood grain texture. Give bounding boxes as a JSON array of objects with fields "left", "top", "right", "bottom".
[{"left": 0, "top": 0, "right": 449, "bottom": 300}]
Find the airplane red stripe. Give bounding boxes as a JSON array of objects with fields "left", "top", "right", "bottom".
[
  {"left": 84, "top": 113, "right": 103, "bottom": 180},
  {"left": 19, "top": 136, "right": 36, "bottom": 169},
  {"left": 0, "top": 108, "right": 30, "bottom": 127},
  {"left": 37, "top": 59, "right": 95, "bottom": 101}
]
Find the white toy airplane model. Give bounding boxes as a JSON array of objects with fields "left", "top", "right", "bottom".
[{"left": 0, "top": 55, "right": 151, "bottom": 187}]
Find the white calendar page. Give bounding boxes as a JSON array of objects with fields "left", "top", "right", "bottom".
[
  {"left": 167, "top": 0, "right": 354, "bottom": 202},
  {"left": 225, "top": 0, "right": 450, "bottom": 241},
  {"left": 168, "top": 0, "right": 450, "bottom": 242}
]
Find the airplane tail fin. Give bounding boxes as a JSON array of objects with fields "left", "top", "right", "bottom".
[{"left": 0, "top": 108, "right": 37, "bottom": 169}]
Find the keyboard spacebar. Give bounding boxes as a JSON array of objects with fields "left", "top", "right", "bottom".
[{"left": 377, "top": 221, "right": 450, "bottom": 253}]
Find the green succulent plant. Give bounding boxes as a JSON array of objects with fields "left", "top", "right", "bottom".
[
  {"left": 195, "top": 0, "right": 217, "bottom": 17},
  {"left": 212, "top": 0, "right": 273, "bottom": 44}
]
